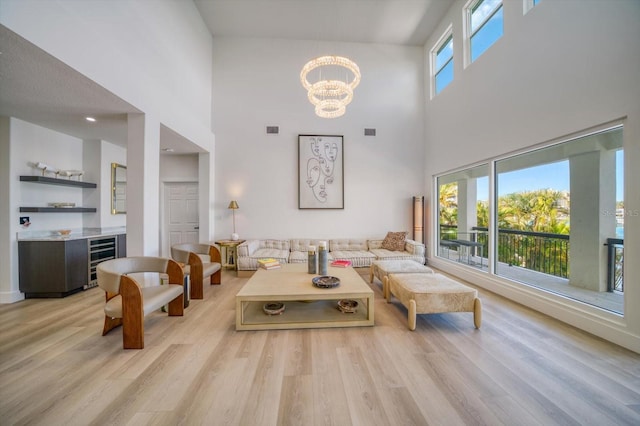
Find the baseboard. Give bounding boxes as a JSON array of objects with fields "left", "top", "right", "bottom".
[{"left": 0, "top": 290, "right": 25, "bottom": 304}]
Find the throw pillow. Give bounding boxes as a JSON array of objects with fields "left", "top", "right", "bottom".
[{"left": 381, "top": 231, "right": 408, "bottom": 251}]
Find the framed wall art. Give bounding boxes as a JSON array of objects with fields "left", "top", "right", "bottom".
[{"left": 298, "top": 135, "right": 344, "bottom": 209}]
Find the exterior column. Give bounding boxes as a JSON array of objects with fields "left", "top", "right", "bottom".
[
  {"left": 569, "top": 150, "right": 616, "bottom": 291},
  {"left": 127, "top": 113, "right": 161, "bottom": 256},
  {"left": 457, "top": 178, "right": 477, "bottom": 238}
]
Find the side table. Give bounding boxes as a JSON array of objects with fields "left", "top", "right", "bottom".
[{"left": 215, "top": 239, "right": 245, "bottom": 270}]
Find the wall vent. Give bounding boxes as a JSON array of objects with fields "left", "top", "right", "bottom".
[
  {"left": 364, "top": 128, "right": 376, "bottom": 136},
  {"left": 266, "top": 126, "right": 279, "bottom": 134}
]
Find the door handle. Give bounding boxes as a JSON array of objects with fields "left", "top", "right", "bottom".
[{"left": 194, "top": 226, "right": 199, "bottom": 230}]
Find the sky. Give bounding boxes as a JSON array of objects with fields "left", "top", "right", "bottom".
[{"left": 477, "top": 151, "right": 624, "bottom": 202}]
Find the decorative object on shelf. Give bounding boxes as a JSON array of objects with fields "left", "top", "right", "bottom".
[
  {"left": 111, "top": 163, "right": 126, "bottom": 215},
  {"left": 33, "top": 162, "right": 58, "bottom": 177},
  {"left": 312, "top": 275, "right": 340, "bottom": 289},
  {"left": 413, "top": 195, "right": 424, "bottom": 244},
  {"left": 318, "top": 241, "right": 328, "bottom": 275},
  {"left": 228, "top": 200, "right": 239, "bottom": 240},
  {"left": 49, "top": 202, "right": 76, "bottom": 208},
  {"left": 55, "top": 229, "right": 72, "bottom": 236},
  {"left": 31, "top": 162, "right": 84, "bottom": 180},
  {"left": 307, "top": 245, "right": 317, "bottom": 274},
  {"left": 58, "top": 170, "right": 84, "bottom": 180},
  {"left": 337, "top": 299, "right": 358, "bottom": 313},
  {"left": 263, "top": 302, "right": 285, "bottom": 316},
  {"left": 300, "top": 55, "right": 361, "bottom": 119},
  {"left": 298, "top": 135, "right": 344, "bottom": 209}
]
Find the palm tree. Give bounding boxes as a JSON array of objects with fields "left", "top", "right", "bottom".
[{"left": 438, "top": 182, "right": 458, "bottom": 226}]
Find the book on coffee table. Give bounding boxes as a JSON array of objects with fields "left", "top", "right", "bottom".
[
  {"left": 258, "top": 258, "right": 281, "bottom": 269},
  {"left": 331, "top": 259, "right": 352, "bottom": 268}
]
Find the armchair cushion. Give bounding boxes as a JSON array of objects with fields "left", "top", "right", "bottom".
[{"left": 104, "top": 285, "right": 184, "bottom": 318}]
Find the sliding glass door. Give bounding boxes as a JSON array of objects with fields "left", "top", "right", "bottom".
[{"left": 436, "top": 126, "right": 624, "bottom": 314}]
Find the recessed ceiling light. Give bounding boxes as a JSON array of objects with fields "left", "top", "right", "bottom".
[{"left": 85, "top": 117, "right": 96, "bottom": 122}]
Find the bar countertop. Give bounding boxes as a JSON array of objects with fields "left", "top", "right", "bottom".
[{"left": 17, "top": 227, "right": 126, "bottom": 242}]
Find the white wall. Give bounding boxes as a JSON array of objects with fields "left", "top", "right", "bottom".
[
  {"left": 0, "top": 0, "right": 214, "bottom": 150},
  {"left": 423, "top": 0, "right": 640, "bottom": 352},
  {"left": 13, "top": 119, "right": 91, "bottom": 232},
  {"left": 212, "top": 37, "right": 425, "bottom": 241},
  {"left": 160, "top": 154, "right": 199, "bottom": 182}
]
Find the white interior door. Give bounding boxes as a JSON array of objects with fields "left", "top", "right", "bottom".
[{"left": 163, "top": 182, "right": 199, "bottom": 257}]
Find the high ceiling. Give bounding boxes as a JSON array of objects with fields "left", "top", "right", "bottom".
[
  {"left": 195, "top": 0, "right": 453, "bottom": 46},
  {"left": 0, "top": 0, "right": 453, "bottom": 152}
]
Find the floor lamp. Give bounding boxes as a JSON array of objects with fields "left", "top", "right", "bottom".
[
  {"left": 228, "top": 200, "right": 239, "bottom": 240},
  {"left": 413, "top": 196, "right": 424, "bottom": 244}
]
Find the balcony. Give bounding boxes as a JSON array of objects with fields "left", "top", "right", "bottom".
[{"left": 439, "top": 225, "right": 624, "bottom": 314}]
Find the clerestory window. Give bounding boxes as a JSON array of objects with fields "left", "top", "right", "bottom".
[
  {"left": 465, "top": 0, "right": 503, "bottom": 64},
  {"left": 431, "top": 26, "right": 454, "bottom": 97}
]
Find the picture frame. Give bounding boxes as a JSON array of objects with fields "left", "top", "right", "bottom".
[{"left": 298, "top": 135, "right": 344, "bottom": 209}]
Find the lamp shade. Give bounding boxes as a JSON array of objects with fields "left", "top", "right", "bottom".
[{"left": 228, "top": 200, "right": 239, "bottom": 209}]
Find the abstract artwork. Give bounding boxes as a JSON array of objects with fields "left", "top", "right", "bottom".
[{"left": 298, "top": 135, "right": 344, "bottom": 209}]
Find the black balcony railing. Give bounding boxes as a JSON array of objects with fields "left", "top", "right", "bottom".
[
  {"left": 605, "top": 238, "right": 624, "bottom": 293},
  {"left": 440, "top": 225, "right": 624, "bottom": 293}
]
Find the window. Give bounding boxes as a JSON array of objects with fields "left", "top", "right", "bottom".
[
  {"left": 495, "top": 127, "right": 624, "bottom": 314},
  {"left": 437, "top": 164, "right": 490, "bottom": 271},
  {"left": 435, "top": 126, "right": 625, "bottom": 315},
  {"left": 431, "top": 27, "right": 454, "bottom": 96},
  {"left": 524, "top": 0, "right": 542, "bottom": 14},
  {"left": 465, "top": 0, "right": 503, "bottom": 63}
]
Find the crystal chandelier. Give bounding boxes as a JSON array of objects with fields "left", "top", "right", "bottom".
[{"left": 300, "top": 55, "right": 361, "bottom": 119}]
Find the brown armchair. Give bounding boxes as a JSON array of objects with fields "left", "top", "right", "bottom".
[
  {"left": 97, "top": 257, "right": 184, "bottom": 349},
  {"left": 171, "top": 243, "right": 222, "bottom": 299}
]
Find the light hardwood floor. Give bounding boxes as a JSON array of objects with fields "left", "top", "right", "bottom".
[{"left": 1, "top": 269, "right": 639, "bottom": 425}]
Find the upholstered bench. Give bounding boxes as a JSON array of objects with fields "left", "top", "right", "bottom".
[
  {"left": 383, "top": 273, "right": 481, "bottom": 331},
  {"left": 369, "top": 259, "right": 434, "bottom": 284}
]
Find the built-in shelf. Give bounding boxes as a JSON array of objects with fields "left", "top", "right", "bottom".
[
  {"left": 20, "top": 175, "right": 97, "bottom": 213},
  {"left": 20, "top": 175, "right": 97, "bottom": 188},
  {"left": 19, "top": 207, "right": 97, "bottom": 213}
]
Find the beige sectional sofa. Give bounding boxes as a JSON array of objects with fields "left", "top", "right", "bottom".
[{"left": 236, "top": 237, "right": 425, "bottom": 276}]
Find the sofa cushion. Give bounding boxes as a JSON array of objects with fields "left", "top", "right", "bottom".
[
  {"left": 289, "top": 250, "right": 334, "bottom": 263},
  {"left": 369, "top": 248, "right": 425, "bottom": 263},
  {"left": 329, "top": 239, "right": 368, "bottom": 251},
  {"left": 381, "top": 231, "right": 408, "bottom": 251}
]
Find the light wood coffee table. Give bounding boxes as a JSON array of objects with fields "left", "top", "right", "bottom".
[{"left": 235, "top": 263, "right": 374, "bottom": 330}]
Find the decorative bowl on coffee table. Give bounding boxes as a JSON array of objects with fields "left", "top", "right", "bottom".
[{"left": 312, "top": 276, "right": 340, "bottom": 288}]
